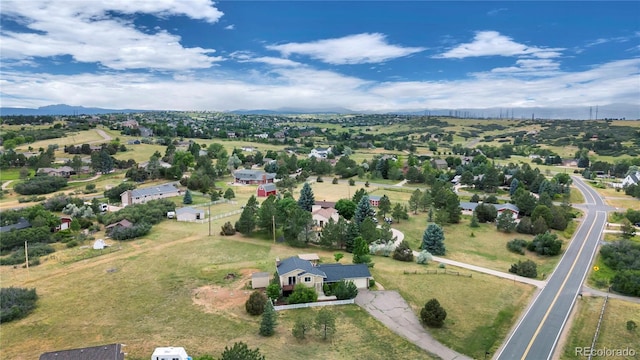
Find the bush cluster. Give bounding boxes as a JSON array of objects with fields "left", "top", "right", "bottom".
[
  {"left": 506, "top": 239, "right": 528, "bottom": 255},
  {"left": 0, "top": 287, "right": 38, "bottom": 323},
  {"left": 14, "top": 175, "right": 67, "bottom": 195},
  {"left": 509, "top": 260, "right": 538, "bottom": 278}
]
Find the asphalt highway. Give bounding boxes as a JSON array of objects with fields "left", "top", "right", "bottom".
[{"left": 495, "top": 176, "right": 611, "bottom": 360}]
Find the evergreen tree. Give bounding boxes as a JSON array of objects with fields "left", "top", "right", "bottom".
[
  {"left": 420, "top": 298, "right": 447, "bottom": 328},
  {"left": 237, "top": 195, "right": 259, "bottom": 235},
  {"left": 292, "top": 317, "right": 313, "bottom": 340},
  {"left": 259, "top": 299, "right": 277, "bottom": 336},
  {"left": 378, "top": 195, "right": 391, "bottom": 217},
  {"left": 359, "top": 217, "right": 379, "bottom": 244},
  {"left": 319, "top": 217, "right": 347, "bottom": 249},
  {"left": 352, "top": 188, "right": 367, "bottom": 205},
  {"left": 409, "top": 189, "right": 421, "bottom": 214},
  {"left": 496, "top": 211, "right": 517, "bottom": 233},
  {"left": 509, "top": 178, "right": 520, "bottom": 196},
  {"left": 392, "top": 203, "right": 406, "bottom": 224},
  {"left": 183, "top": 189, "right": 193, "bottom": 204},
  {"left": 257, "top": 195, "right": 277, "bottom": 232},
  {"left": 354, "top": 195, "right": 375, "bottom": 225},
  {"left": 219, "top": 342, "right": 265, "bottom": 360},
  {"left": 392, "top": 240, "right": 414, "bottom": 262},
  {"left": 315, "top": 308, "right": 337, "bottom": 341},
  {"left": 352, "top": 236, "right": 372, "bottom": 266},
  {"left": 421, "top": 223, "right": 446, "bottom": 255},
  {"left": 224, "top": 188, "right": 235, "bottom": 200},
  {"left": 297, "top": 182, "right": 315, "bottom": 211},
  {"left": 444, "top": 191, "right": 461, "bottom": 223},
  {"left": 420, "top": 190, "right": 432, "bottom": 212},
  {"left": 344, "top": 221, "right": 360, "bottom": 253}
]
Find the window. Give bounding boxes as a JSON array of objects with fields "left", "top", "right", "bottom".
[{"left": 304, "top": 277, "right": 311, "bottom": 283}]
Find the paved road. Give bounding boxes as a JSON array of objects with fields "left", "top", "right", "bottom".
[
  {"left": 356, "top": 290, "right": 472, "bottom": 360},
  {"left": 495, "top": 176, "right": 612, "bottom": 360}
]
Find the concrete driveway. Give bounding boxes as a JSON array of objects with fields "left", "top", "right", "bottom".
[{"left": 356, "top": 290, "right": 472, "bottom": 360}]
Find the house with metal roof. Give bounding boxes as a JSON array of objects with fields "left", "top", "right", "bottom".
[
  {"left": 233, "top": 169, "right": 276, "bottom": 184},
  {"left": 459, "top": 202, "right": 520, "bottom": 219},
  {"left": 39, "top": 343, "right": 125, "bottom": 360},
  {"left": 0, "top": 218, "right": 31, "bottom": 233},
  {"left": 120, "top": 183, "right": 181, "bottom": 207},
  {"left": 176, "top": 207, "right": 205, "bottom": 222}
]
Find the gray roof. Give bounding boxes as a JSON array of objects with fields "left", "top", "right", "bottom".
[
  {"left": 460, "top": 202, "right": 519, "bottom": 213},
  {"left": 252, "top": 272, "right": 271, "bottom": 278},
  {"left": 259, "top": 183, "right": 277, "bottom": 191},
  {"left": 369, "top": 195, "right": 382, "bottom": 201},
  {"left": 176, "top": 207, "right": 204, "bottom": 215},
  {"left": 317, "top": 263, "right": 372, "bottom": 282},
  {"left": 277, "top": 257, "right": 326, "bottom": 278},
  {"left": 0, "top": 218, "right": 31, "bottom": 233},
  {"left": 129, "top": 183, "right": 179, "bottom": 198},
  {"left": 234, "top": 169, "right": 276, "bottom": 181},
  {"left": 39, "top": 344, "right": 125, "bottom": 360}
]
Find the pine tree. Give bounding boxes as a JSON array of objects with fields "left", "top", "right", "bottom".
[
  {"left": 224, "top": 188, "right": 235, "bottom": 199},
  {"left": 420, "top": 191, "right": 432, "bottom": 212},
  {"left": 352, "top": 188, "right": 367, "bottom": 205},
  {"left": 496, "top": 211, "right": 517, "bottom": 233},
  {"left": 409, "top": 189, "right": 421, "bottom": 214},
  {"left": 183, "top": 189, "right": 193, "bottom": 204},
  {"left": 257, "top": 195, "right": 277, "bottom": 232},
  {"left": 297, "top": 182, "right": 315, "bottom": 211},
  {"left": 259, "top": 299, "right": 277, "bottom": 336},
  {"left": 315, "top": 308, "right": 337, "bottom": 341},
  {"left": 421, "top": 223, "right": 446, "bottom": 255},
  {"left": 352, "top": 236, "right": 372, "bottom": 266},
  {"left": 378, "top": 195, "right": 391, "bottom": 217},
  {"left": 220, "top": 342, "right": 265, "bottom": 360},
  {"left": 354, "top": 195, "right": 375, "bottom": 225},
  {"left": 420, "top": 298, "right": 447, "bottom": 328},
  {"left": 237, "top": 195, "right": 259, "bottom": 235}
]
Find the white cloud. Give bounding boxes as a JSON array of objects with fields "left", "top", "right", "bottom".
[
  {"left": 2, "top": 59, "right": 638, "bottom": 114},
  {"left": 266, "top": 33, "right": 426, "bottom": 65},
  {"left": 436, "top": 31, "right": 564, "bottom": 59},
  {"left": 0, "top": 0, "right": 223, "bottom": 70},
  {"left": 487, "top": 8, "right": 507, "bottom": 16},
  {"left": 225, "top": 24, "right": 235, "bottom": 30}
]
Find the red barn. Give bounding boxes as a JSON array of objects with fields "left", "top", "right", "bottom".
[{"left": 257, "top": 183, "right": 277, "bottom": 197}]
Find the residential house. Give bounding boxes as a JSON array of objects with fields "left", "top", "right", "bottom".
[
  {"left": 241, "top": 146, "right": 256, "bottom": 152},
  {"left": 120, "top": 119, "right": 139, "bottom": 128},
  {"left": 622, "top": 171, "right": 640, "bottom": 187},
  {"left": 273, "top": 131, "right": 285, "bottom": 139},
  {"left": 233, "top": 169, "right": 276, "bottom": 184},
  {"left": 176, "top": 207, "right": 205, "bottom": 222},
  {"left": 459, "top": 202, "right": 520, "bottom": 219},
  {"left": 0, "top": 218, "right": 31, "bottom": 233},
  {"left": 309, "top": 147, "right": 332, "bottom": 159},
  {"left": 37, "top": 166, "right": 75, "bottom": 177},
  {"left": 120, "top": 183, "right": 181, "bottom": 207},
  {"left": 105, "top": 219, "right": 133, "bottom": 233},
  {"left": 314, "top": 200, "right": 336, "bottom": 209},
  {"left": 254, "top": 133, "right": 269, "bottom": 139},
  {"left": 39, "top": 343, "right": 125, "bottom": 360},
  {"left": 151, "top": 347, "right": 191, "bottom": 360},
  {"left": 431, "top": 159, "right": 448, "bottom": 170},
  {"left": 257, "top": 183, "right": 277, "bottom": 197},
  {"left": 276, "top": 256, "right": 372, "bottom": 295},
  {"left": 311, "top": 206, "right": 339, "bottom": 231},
  {"left": 251, "top": 272, "right": 271, "bottom": 289},
  {"left": 226, "top": 131, "right": 236, "bottom": 138},
  {"left": 368, "top": 195, "right": 382, "bottom": 207}
]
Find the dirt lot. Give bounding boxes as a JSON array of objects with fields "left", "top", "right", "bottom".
[{"left": 192, "top": 268, "right": 260, "bottom": 313}]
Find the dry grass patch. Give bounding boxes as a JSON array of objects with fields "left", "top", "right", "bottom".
[
  {"left": 371, "top": 256, "right": 535, "bottom": 358},
  {"left": 562, "top": 297, "right": 640, "bottom": 359}
]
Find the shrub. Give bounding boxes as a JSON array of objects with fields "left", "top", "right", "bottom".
[
  {"left": 287, "top": 284, "right": 318, "bottom": 304},
  {"left": 292, "top": 317, "right": 313, "bottom": 340},
  {"left": 245, "top": 291, "right": 268, "bottom": 315},
  {"left": 348, "top": 179, "right": 355, "bottom": 186},
  {"left": 220, "top": 221, "right": 236, "bottom": 235},
  {"left": 420, "top": 298, "right": 447, "bottom": 328},
  {"left": 507, "top": 238, "right": 528, "bottom": 255},
  {"left": 392, "top": 240, "right": 414, "bottom": 262},
  {"left": 611, "top": 270, "right": 640, "bottom": 297},
  {"left": 370, "top": 241, "right": 394, "bottom": 257},
  {"left": 0, "top": 287, "right": 38, "bottom": 323},
  {"left": 14, "top": 176, "right": 67, "bottom": 195},
  {"left": 266, "top": 283, "right": 280, "bottom": 302},
  {"left": 509, "top": 260, "right": 538, "bottom": 278},
  {"left": 416, "top": 250, "right": 433, "bottom": 265},
  {"left": 109, "top": 222, "right": 151, "bottom": 240},
  {"left": 316, "top": 176, "right": 323, "bottom": 183},
  {"left": 527, "top": 232, "right": 562, "bottom": 256},
  {"left": 627, "top": 320, "right": 637, "bottom": 331},
  {"left": 219, "top": 342, "right": 265, "bottom": 360},
  {"left": 331, "top": 280, "right": 358, "bottom": 300},
  {"left": 332, "top": 177, "right": 339, "bottom": 184}
]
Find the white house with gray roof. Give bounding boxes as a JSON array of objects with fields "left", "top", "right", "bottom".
[
  {"left": 121, "top": 183, "right": 181, "bottom": 207},
  {"left": 233, "top": 169, "right": 276, "bottom": 184},
  {"left": 276, "top": 255, "right": 372, "bottom": 294},
  {"left": 176, "top": 207, "right": 205, "bottom": 222}
]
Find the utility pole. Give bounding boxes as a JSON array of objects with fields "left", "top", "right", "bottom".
[
  {"left": 24, "top": 241, "right": 30, "bottom": 278},
  {"left": 272, "top": 215, "right": 276, "bottom": 243},
  {"left": 208, "top": 202, "right": 211, "bottom": 236}
]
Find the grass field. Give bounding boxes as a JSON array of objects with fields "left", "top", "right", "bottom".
[
  {"left": 0, "top": 219, "right": 434, "bottom": 360},
  {"left": 561, "top": 297, "right": 640, "bottom": 359},
  {"left": 371, "top": 256, "right": 536, "bottom": 358}
]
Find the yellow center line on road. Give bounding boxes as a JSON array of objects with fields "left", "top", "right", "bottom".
[{"left": 520, "top": 211, "right": 602, "bottom": 360}]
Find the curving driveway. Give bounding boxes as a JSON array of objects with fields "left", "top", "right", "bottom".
[{"left": 356, "top": 290, "right": 472, "bottom": 360}]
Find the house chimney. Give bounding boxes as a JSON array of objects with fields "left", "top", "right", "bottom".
[{"left": 275, "top": 257, "right": 280, "bottom": 267}]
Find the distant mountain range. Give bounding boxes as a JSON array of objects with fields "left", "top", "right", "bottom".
[{"left": 1, "top": 103, "right": 638, "bottom": 120}]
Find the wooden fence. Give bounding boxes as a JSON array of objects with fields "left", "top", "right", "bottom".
[{"left": 403, "top": 269, "right": 472, "bottom": 278}]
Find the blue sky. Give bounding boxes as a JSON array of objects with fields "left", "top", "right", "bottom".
[{"left": 1, "top": 1, "right": 639, "bottom": 116}]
